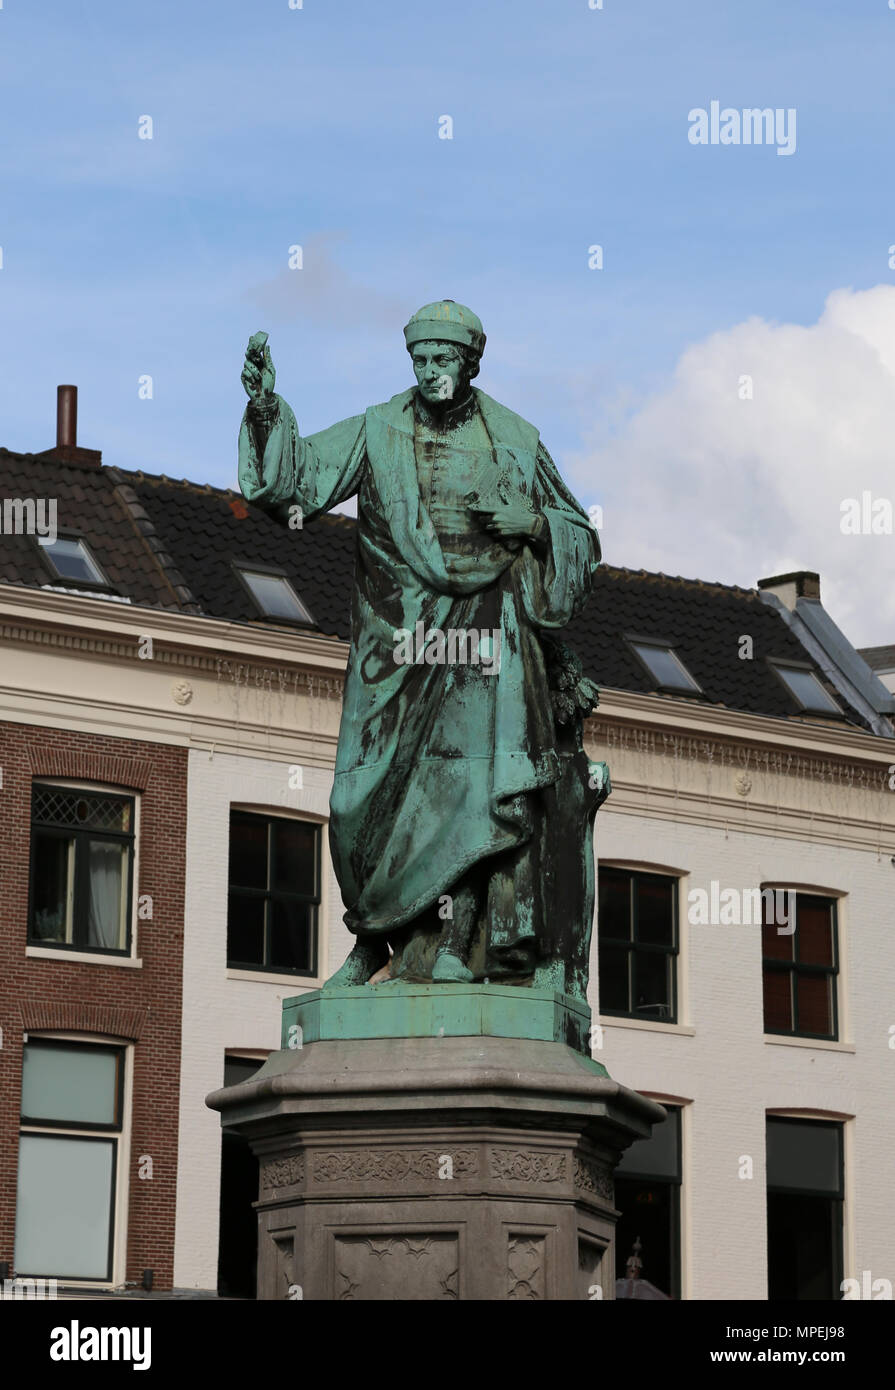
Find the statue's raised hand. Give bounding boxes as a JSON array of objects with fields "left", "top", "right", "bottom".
[{"left": 242, "top": 331, "right": 276, "bottom": 403}]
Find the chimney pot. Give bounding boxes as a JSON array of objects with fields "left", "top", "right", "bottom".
[{"left": 57, "top": 385, "right": 77, "bottom": 449}]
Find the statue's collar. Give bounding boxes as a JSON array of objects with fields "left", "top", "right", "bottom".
[{"left": 411, "top": 387, "right": 477, "bottom": 432}]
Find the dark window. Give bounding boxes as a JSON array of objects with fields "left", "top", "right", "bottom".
[
  {"left": 614, "top": 1104, "right": 681, "bottom": 1299},
  {"left": 771, "top": 662, "right": 841, "bottom": 715},
  {"left": 218, "top": 1056, "right": 264, "bottom": 1299},
  {"left": 627, "top": 639, "right": 701, "bottom": 694},
  {"left": 762, "top": 892, "right": 838, "bottom": 1040},
  {"left": 766, "top": 1117, "right": 844, "bottom": 1301},
  {"left": 598, "top": 867, "right": 678, "bottom": 1022},
  {"left": 29, "top": 785, "right": 135, "bottom": 954},
  {"left": 227, "top": 811, "right": 320, "bottom": 975},
  {"left": 40, "top": 535, "right": 109, "bottom": 588},
  {"left": 15, "top": 1040, "right": 125, "bottom": 1281},
  {"left": 236, "top": 566, "right": 313, "bottom": 625}
]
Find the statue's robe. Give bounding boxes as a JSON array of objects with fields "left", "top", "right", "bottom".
[{"left": 238, "top": 385, "right": 600, "bottom": 978}]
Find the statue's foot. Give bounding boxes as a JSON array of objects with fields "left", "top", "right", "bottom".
[
  {"left": 531, "top": 960, "right": 566, "bottom": 993},
  {"left": 322, "top": 939, "right": 390, "bottom": 989},
  {"left": 432, "top": 949, "right": 474, "bottom": 983}
]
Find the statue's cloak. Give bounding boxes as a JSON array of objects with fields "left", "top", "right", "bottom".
[{"left": 238, "top": 386, "right": 600, "bottom": 942}]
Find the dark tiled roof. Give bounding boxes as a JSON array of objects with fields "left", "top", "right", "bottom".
[
  {"left": 0, "top": 449, "right": 182, "bottom": 610},
  {"left": 0, "top": 447, "right": 872, "bottom": 731}
]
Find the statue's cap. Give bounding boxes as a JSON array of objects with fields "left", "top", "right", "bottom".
[{"left": 404, "top": 300, "right": 485, "bottom": 355}]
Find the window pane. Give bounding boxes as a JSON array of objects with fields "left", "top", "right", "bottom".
[
  {"left": 21, "top": 1044, "right": 119, "bottom": 1126},
  {"left": 42, "top": 537, "right": 107, "bottom": 586},
  {"left": 229, "top": 816, "right": 268, "bottom": 890},
  {"left": 614, "top": 1179, "right": 676, "bottom": 1299},
  {"left": 762, "top": 912, "right": 794, "bottom": 961},
  {"left": 272, "top": 820, "right": 317, "bottom": 895},
  {"left": 763, "top": 967, "right": 793, "bottom": 1031},
  {"left": 32, "top": 833, "right": 74, "bottom": 942},
  {"left": 631, "top": 643, "right": 699, "bottom": 691},
  {"left": 33, "top": 787, "right": 131, "bottom": 833},
  {"left": 633, "top": 949, "right": 672, "bottom": 1019},
  {"left": 776, "top": 666, "right": 840, "bottom": 714},
  {"left": 797, "top": 898, "right": 834, "bottom": 967},
  {"left": 766, "top": 1119, "right": 842, "bottom": 1195},
  {"left": 616, "top": 1105, "right": 680, "bottom": 1179},
  {"left": 15, "top": 1135, "right": 113, "bottom": 1278},
  {"left": 86, "top": 839, "right": 128, "bottom": 950},
  {"left": 227, "top": 893, "right": 266, "bottom": 965},
  {"left": 598, "top": 871, "right": 630, "bottom": 941},
  {"left": 636, "top": 877, "right": 674, "bottom": 945},
  {"left": 598, "top": 944, "right": 629, "bottom": 1012},
  {"left": 767, "top": 1192, "right": 840, "bottom": 1301},
  {"left": 797, "top": 973, "right": 833, "bottom": 1037},
  {"left": 269, "top": 899, "right": 313, "bottom": 972},
  {"left": 241, "top": 571, "right": 312, "bottom": 622}
]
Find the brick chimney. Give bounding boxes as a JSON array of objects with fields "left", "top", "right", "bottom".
[
  {"left": 757, "top": 570, "right": 820, "bottom": 611},
  {"left": 37, "top": 385, "right": 102, "bottom": 466}
]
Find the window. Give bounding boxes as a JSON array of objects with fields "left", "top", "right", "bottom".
[
  {"left": 228, "top": 811, "right": 320, "bottom": 975},
  {"left": 598, "top": 867, "right": 678, "bottom": 1022},
  {"left": 766, "top": 1117, "right": 844, "bottom": 1301},
  {"left": 218, "top": 1055, "right": 265, "bottom": 1299},
  {"left": 40, "top": 535, "right": 109, "bottom": 588},
  {"left": 627, "top": 639, "right": 701, "bottom": 694},
  {"left": 762, "top": 891, "right": 838, "bottom": 1039},
  {"left": 236, "top": 566, "right": 313, "bottom": 624},
  {"left": 770, "top": 661, "right": 841, "bottom": 715},
  {"left": 15, "top": 1040, "right": 125, "bottom": 1281},
  {"left": 29, "top": 785, "right": 135, "bottom": 954},
  {"left": 614, "top": 1104, "right": 681, "bottom": 1299}
]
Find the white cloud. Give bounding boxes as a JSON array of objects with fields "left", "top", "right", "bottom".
[{"left": 568, "top": 285, "right": 895, "bottom": 647}]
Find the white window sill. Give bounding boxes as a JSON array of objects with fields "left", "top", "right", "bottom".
[
  {"left": 226, "top": 968, "right": 324, "bottom": 989},
  {"left": 764, "top": 1034, "right": 855, "bottom": 1053},
  {"left": 599, "top": 1016, "right": 694, "bottom": 1037},
  {"left": 26, "top": 946, "right": 142, "bottom": 968}
]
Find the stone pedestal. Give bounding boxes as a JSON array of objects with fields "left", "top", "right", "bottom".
[{"left": 207, "top": 986, "right": 664, "bottom": 1301}]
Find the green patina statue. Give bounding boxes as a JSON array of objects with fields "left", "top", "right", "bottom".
[{"left": 238, "top": 300, "right": 610, "bottom": 1001}]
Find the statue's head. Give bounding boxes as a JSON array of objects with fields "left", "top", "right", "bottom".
[{"left": 404, "top": 300, "right": 485, "bottom": 407}]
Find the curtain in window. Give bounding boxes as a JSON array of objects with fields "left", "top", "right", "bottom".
[{"left": 87, "top": 841, "right": 124, "bottom": 949}]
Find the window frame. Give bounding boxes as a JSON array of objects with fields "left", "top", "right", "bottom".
[
  {"left": 227, "top": 808, "right": 322, "bottom": 978},
  {"left": 624, "top": 633, "right": 702, "bottom": 697},
  {"left": 16, "top": 1038, "right": 127, "bottom": 1284},
  {"left": 33, "top": 529, "right": 115, "bottom": 593},
  {"left": 766, "top": 657, "right": 843, "bottom": 717},
  {"left": 765, "top": 1115, "right": 845, "bottom": 1301},
  {"left": 762, "top": 891, "right": 839, "bottom": 1042},
  {"left": 614, "top": 1102, "right": 682, "bottom": 1300},
  {"left": 597, "top": 866, "right": 679, "bottom": 1024},
  {"left": 232, "top": 560, "right": 315, "bottom": 628},
  {"left": 28, "top": 783, "right": 136, "bottom": 957}
]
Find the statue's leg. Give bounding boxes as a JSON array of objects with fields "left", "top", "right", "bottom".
[
  {"left": 322, "top": 932, "right": 390, "bottom": 989},
  {"left": 431, "top": 874, "right": 480, "bottom": 982}
]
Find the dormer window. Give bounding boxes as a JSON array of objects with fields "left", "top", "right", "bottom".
[
  {"left": 770, "top": 661, "right": 841, "bottom": 716},
  {"left": 627, "top": 638, "right": 701, "bottom": 695},
  {"left": 236, "top": 565, "right": 313, "bottom": 625},
  {"left": 41, "top": 535, "right": 109, "bottom": 589}
]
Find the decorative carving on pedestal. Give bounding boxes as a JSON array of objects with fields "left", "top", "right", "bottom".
[
  {"left": 260, "top": 1154, "right": 305, "bottom": 1193},
  {"left": 573, "top": 1153, "right": 614, "bottom": 1202},
  {"left": 335, "top": 1236, "right": 459, "bottom": 1300},
  {"left": 489, "top": 1149, "right": 567, "bottom": 1183},
  {"left": 507, "top": 1236, "right": 546, "bottom": 1299},
  {"left": 313, "top": 1148, "right": 477, "bottom": 1183}
]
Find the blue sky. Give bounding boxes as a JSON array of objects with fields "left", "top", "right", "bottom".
[{"left": 2, "top": 0, "right": 894, "bottom": 642}]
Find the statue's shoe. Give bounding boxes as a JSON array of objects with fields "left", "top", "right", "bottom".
[
  {"left": 322, "top": 940, "right": 389, "bottom": 988},
  {"left": 431, "top": 950, "right": 474, "bottom": 983}
]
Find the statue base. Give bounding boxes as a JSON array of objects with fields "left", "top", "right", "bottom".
[{"left": 207, "top": 998, "right": 664, "bottom": 1301}]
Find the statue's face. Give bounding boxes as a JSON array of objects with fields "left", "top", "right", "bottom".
[{"left": 411, "top": 341, "right": 469, "bottom": 405}]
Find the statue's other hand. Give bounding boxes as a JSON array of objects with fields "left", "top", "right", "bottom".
[
  {"left": 241, "top": 341, "right": 277, "bottom": 401},
  {"left": 469, "top": 501, "right": 539, "bottom": 540}
]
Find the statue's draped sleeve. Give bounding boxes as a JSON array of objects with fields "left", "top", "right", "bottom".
[
  {"left": 238, "top": 395, "right": 366, "bottom": 520},
  {"left": 515, "top": 442, "right": 601, "bottom": 628}
]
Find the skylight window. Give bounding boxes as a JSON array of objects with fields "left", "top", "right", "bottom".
[
  {"left": 772, "top": 663, "right": 841, "bottom": 715},
  {"left": 629, "top": 640, "right": 701, "bottom": 694},
  {"left": 41, "top": 536, "right": 108, "bottom": 588},
  {"left": 238, "top": 568, "right": 313, "bottom": 624}
]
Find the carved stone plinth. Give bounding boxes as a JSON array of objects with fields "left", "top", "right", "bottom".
[{"left": 207, "top": 1033, "right": 664, "bottom": 1301}]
